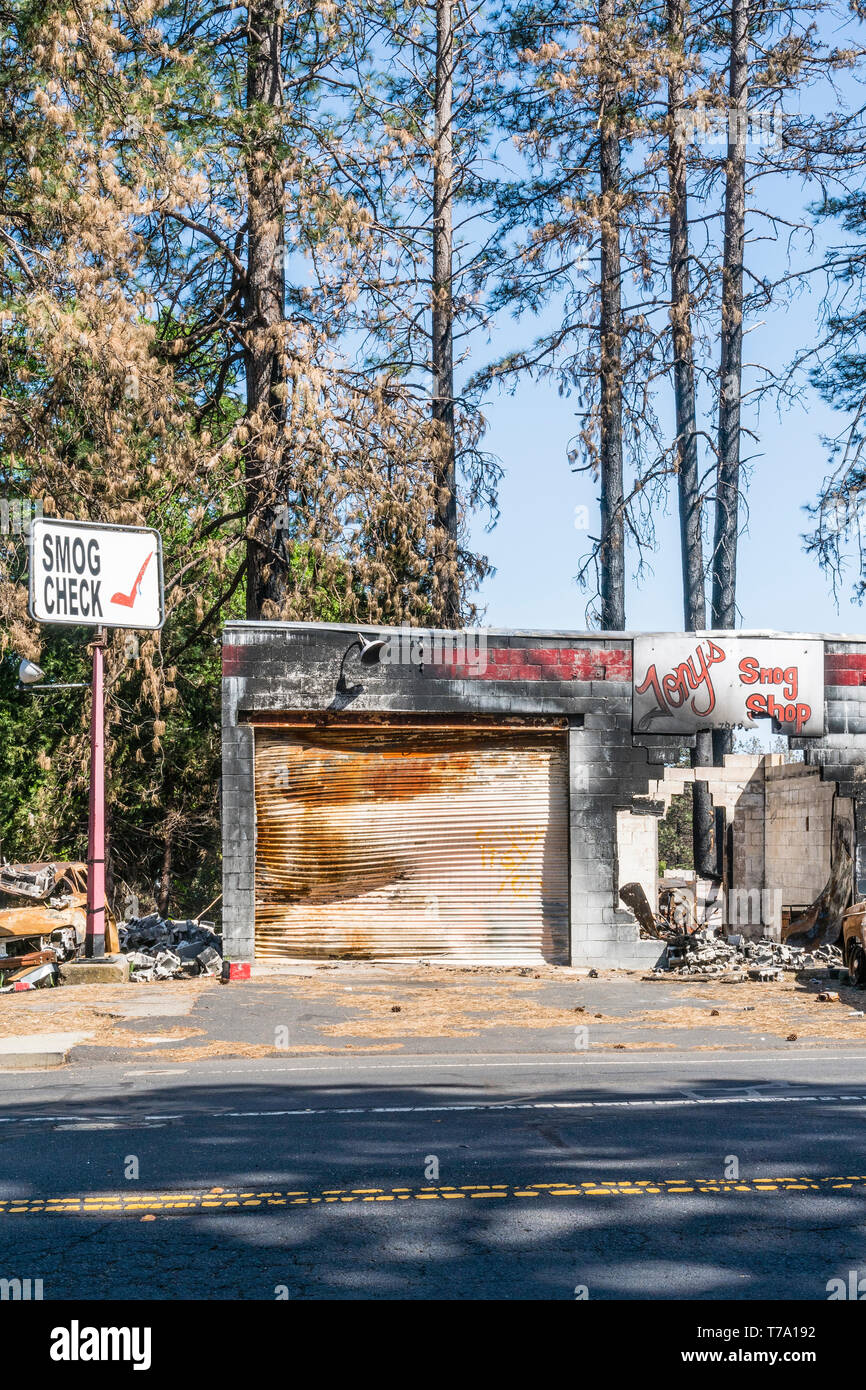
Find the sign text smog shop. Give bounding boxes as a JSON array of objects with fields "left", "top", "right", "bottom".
[
  {"left": 633, "top": 635, "right": 824, "bottom": 736},
  {"left": 29, "top": 518, "right": 164, "bottom": 630}
]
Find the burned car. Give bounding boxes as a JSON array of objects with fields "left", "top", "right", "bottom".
[
  {"left": 842, "top": 901, "right": 866, "bottom": 986},
  {"left": 0, "top": 860, "right": 89, "bottom": 969}
]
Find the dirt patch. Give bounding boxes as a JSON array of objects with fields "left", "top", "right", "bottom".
[
  {"left": 608, "top": 978, "right": 866, "bottom": 1043},
  {"left": 0, "top": 980, "right": 214, "bottom": 1043},
  {"left": 279, "top": 976, "right": 584, "bottom": 1040},
  {"left": 255, "top": 968, "right": 866, "bottom": 1047}
]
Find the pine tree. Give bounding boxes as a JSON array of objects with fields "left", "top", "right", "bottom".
[{"left": 480, "top": 0, "right": 665, "bottom": 628}]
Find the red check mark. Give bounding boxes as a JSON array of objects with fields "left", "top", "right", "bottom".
[{"left": 111, "top": 551, "right": 154, "bottom": 609}]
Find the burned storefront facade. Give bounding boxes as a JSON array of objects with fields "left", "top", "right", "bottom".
[{"left": 221, "top": 623, "right": 866, "bottom": 969}]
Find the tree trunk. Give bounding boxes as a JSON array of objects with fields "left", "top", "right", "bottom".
[
  {"left": 666, "top": 0, "right": 714, "bottom": 875},
  {"left": 157, "top": 826, "right": 172, "bottom": 919},
  {"left": 245, "top": 1, "right": 287, "bottom": 619},
  {"left": 432, "top": 0, "right": 459, "bottom": 626},
  {"left": 711, "top": 0, "right": 749, "bottom": 761},
  {"left": 667, "top": 0, "right": 704, "bottom": 637},
  {"left": 598, "top": 0, "right": 625, "bottom": 630}
]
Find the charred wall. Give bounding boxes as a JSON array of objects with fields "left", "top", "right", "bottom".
[{"left": 222, "top": 624, "right": 866, "bottom": 968}]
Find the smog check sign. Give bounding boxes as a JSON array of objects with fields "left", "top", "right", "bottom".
[
  {"left": 633, "top": 635, "right": 824, "bottom": 737},
  {"left": 29, "top": 518, "right": 164, "bottom": 630}
]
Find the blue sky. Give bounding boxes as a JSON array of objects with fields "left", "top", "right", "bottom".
[
  {"left": 468, "top": 18, "right": 866, "bottom": 638},
  {"left": 472, "top": 339, "right": 866, "bottom": 635}
]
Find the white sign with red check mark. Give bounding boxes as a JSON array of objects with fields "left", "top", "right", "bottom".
[{"left": 29, "top": 518, "right": 164, "bottom": 629}]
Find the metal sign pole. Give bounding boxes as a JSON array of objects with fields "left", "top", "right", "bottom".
[
  {"left": 85, "top": 627, "right": 106, "bottom": 958},
  {"left": 27, "top": 519, "right": 165, "bottom": 958}
]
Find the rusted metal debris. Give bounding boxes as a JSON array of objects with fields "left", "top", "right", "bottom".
[
  {"left": 619, "top": 880, "right": 692, "bottom": 941},
  {"left": 0, "top": 859, "right": 223, "bottom": 990},
  {"left": 0, "top": 861, "right": 86, "bottom": 901},
  {"left": 0, "top": 860, "right": 89, "bottom": 987},
  {"left": 658, "top": 887, "right": 696, "bottom": 935},
  {"left": 840, "top": 900, "right": 866, "bottom": 985},
  {"left": 619, "top": 881, "right": 663, "bottom": 937}
]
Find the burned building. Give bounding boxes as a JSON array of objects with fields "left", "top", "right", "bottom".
[{"left": 221, "top": 624, "right": 866, "bottom": 968}]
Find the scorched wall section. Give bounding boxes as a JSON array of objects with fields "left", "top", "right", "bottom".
[{"left": 222, "top": 623, "right": 866, "bottom": 968}]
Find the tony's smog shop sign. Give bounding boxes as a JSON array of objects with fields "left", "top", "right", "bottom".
[
  {"left": 29, "top": 518, "right": 164, "bottom": 630},
  {"left": 633, "top": 635, "right": 823, "bottom": 736}
]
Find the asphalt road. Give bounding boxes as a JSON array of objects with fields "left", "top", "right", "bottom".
[{"left": 1, "top": 1048, "right": 865, "bottom": 1300}]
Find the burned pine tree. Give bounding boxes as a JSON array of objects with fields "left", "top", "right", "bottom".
[
  {"left": 349, "top": 0, "right": 501, "bottom": 625},
  {"left": 597, "top": 0, "right": 626, "bottom": 630},
  {"left": 709, "top": 0, "right": 749, "bottom": 765},
  {"left": 432, "top": 0, "right": 461, "bottom": 626},
  {"left": 665, "top": 0, "right": 715, "bottom": 874},
  {"left": 479, "top": 0, "right": 664, "bottom": 630},
  {"left": 244, "top": 1, "right": 289, "bottom": 618}
]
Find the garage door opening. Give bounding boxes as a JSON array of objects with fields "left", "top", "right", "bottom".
[{"left": 251, "top": 719, "right": 569, "bottom": 965}]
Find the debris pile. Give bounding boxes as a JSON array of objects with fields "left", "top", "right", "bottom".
[
  {"left": 659, "top": 928, "right": 845, "bottom": 979},
  {"left": 119, "top": 915, "right": 223, "bottom": 981},
  {"left": 0, "top": 859, "right": 88, "bottom": 989}
]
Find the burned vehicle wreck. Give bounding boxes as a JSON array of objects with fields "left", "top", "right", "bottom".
[{"left": 0, "top": 860, "right": 89, "bottom": 972}]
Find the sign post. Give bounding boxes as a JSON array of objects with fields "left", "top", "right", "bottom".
[
  {"left": 86, "top": 629, "right": 107, "bottom": 957},
  {"left": 29, "top": 519, "right": 164, "bottom": 959}
]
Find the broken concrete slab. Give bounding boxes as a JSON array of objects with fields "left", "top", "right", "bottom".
[
  {"left": 0, "top": 1031, "right": 92, "bottom": 1069},
  {"left": 657, "top": 930, "right": 845, "bottom": 980},
  {"left": 59, "top": 955, "right": 130, "bottom": 985},
  {"left": 196, "top": 946, "right": 221, "bottom": 977},
  {"left": 119, "top": 916, "right": 223, "bottom": 980},
  {"left": 152, "top": 950, "right": 182, "bottom": 979},
  {"left": 110, "top": 993, "right": 198, "bottom": 1019}
]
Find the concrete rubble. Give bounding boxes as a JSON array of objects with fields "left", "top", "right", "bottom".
[
  {"left": 118, "top": 915, "right": 223, "bottom": 981},
  {"left": 657, "top": 928, "right": 845, "bottom": 979}
]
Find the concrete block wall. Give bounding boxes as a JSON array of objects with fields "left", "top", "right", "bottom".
[
  {"left": 797, "top": 642, "right": 866, "bottom": 897},
  {"left": 567, "top": 712, "right": 667, "bottom": 968},
  {"left": 764, "top": 766, "right": 834, "bottom": 906},
  {"left": 221, "top": 676, "right": 256, "bottom": 962},
  {"left": 616, "top": 809, "right": 659, "bottom": 912},
  {"left": 645, "top": 753, "right": 836, "bottom": 914}
]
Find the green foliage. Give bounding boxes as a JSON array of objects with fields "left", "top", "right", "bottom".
[{"left": 658, "top": 792, "right": 693, "bottom": 873}]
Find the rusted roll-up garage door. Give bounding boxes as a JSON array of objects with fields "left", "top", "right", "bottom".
[{"left": 253, "top": 725, "right": 569, "bottom": 964}]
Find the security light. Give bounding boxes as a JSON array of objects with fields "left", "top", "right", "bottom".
[
  {"left": 17, "top": 659, "right": 45, "bottom": 685},
  {"left": 336, "top": 632, "right": 387, "bottom": 694},
  {"left": 15, "top": 655, "right": 85, "bottom": 694},
  {"left": 357, "top": 634, "right": 388, "bottom": 664}
]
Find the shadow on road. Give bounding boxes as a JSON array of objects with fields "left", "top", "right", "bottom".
[{"left": 0, "top": 1071, "right": 863, "bottom": 1299}]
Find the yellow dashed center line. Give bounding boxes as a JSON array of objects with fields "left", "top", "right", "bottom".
[{"left": 1, "top": 1174, "right": 863, "bottom": 1218}]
